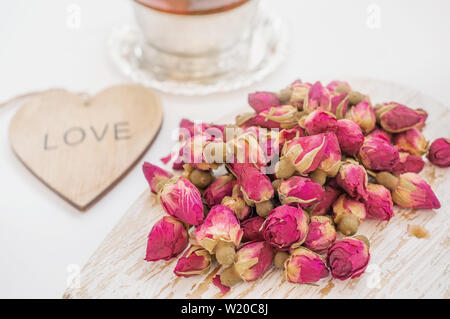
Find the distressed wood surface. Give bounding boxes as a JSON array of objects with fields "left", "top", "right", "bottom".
[
  {"left": 64, "top": 79, "right": 450, "bottom": 298},
  {"left": 9, "top": 85, "right": 162, "bottom": 210}
]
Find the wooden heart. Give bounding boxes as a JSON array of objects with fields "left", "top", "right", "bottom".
[{"left": 9, "top": 85, "right": 162, "bottom": 211}]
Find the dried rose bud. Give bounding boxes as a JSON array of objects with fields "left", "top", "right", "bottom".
[
  {"left": 145, "top": 216, "right": 188, "bottom": 262},
  {"left": 300, "top": 110, "right": 337, "bottom": 135},
  {"left": 303, "top": 81, "right": 332, "bottom": 114},
  {"left": 336, "top": 119, "right": 365, "bottom": 156},
  {"left": 308, "top": 183, "right": 341, "bottom": 216},
  {"left": 332, "top": 194, "right": 367, "bottom": 236},
  {"left": 346, "top": 101, "right": 376, "bottom": 134},
  {"left": 277, "top": 134, "right": 327, "bottom": 177},
  {"left": 248, "top": 91, "right": 280, "bottom": 113},
  {"left": 262, "top": 204, "right": 309, "bottom": 251},
  {"left": 392, "top": 152, "right": 425, "bottom": 175},
  {"left": 358, "top": 137, "right": 400, "bottom": 171},
  {"left": 304, "top": 216, "right": 337, "bottom": 252},
  {"left": 375, "top": 102, "right": 423, "bottom": 133},
  {"left": 159, "top": 177, "right": 204, "bottom": 226},
  {"left": 277, "top": 176, "right": 324, "bottom": 207},
  {"left": 316, "top": 132, "right": 342, "bottom": 178},
  {"left": 363, "top": 183, "right": 394, "bottom": 221},
  {"left": 173, "top": 246, "right": 211, "bottom": 277},
  {"left": 427, "top": 138, "right": 450, "bottom": 167},
  {"left": 203, "top": 174, "right": 236, "bottom": 207},
  {"left": 229, "top": 163, "right": 274, "bottom": 206},
  {"left": 326, "top": 236, "right": 370, "bottom": 280},
  {"left": 415, "top": 108, "right": 428, "bottom": 130},
  {"left": 330, "top": 92, "right": 350, "bottom": 119},
  {"left": 336, "top": 159, "right": 369, "bottom": 200},
  {"left": 327, "top": 80, "right": 352, "bottom": 93},
  {"left": 194, "top": 205, "right": 243, "bottom": 266},
  {"left": 221, "top": 185, "right": 251, "bottom": 220},
  {"left": 284, "top": 247, "right": 329, "bottom": 284},
  {"left": 241, "top": 216, "right": 265, "bottom": 242},
  {"left": 393, "top": 128, "right": 428, "bottom": 156},
  {"left": 234, "top": 241, "right": 274, "bottom": 282},
  {"left": 366, "top": 127, "right": 392, "bottom": 143},
  {"left": 375, "top": 172, "right": 441, "bottom": 210},
  {"left": 288, "top": 81, "right": 312, "bottom": 110},
  {"left": 237, "top": 104, "right": 300, "bottom": 129},
  {"left": 142, "top": 162, "right": 172, "bottom": 194}
]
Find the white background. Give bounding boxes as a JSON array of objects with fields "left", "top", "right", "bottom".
[{"left": 0, "top": 0, "right": 449, "bottom": 298}]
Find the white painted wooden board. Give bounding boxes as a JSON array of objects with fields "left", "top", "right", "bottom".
[{"left": 63, "top": 79, "right": 450, "bottom": 299}]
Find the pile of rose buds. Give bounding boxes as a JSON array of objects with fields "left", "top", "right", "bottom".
[{"left": 142, "top": 80, "right": 449, "bottom": 294}]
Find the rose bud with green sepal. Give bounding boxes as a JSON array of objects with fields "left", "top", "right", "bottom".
[
  {"left": 194, "top": 205, "right": 243, "bottom": 267},
  {"left": 374, "top": 172, "right": 441, "bottom": 210}
]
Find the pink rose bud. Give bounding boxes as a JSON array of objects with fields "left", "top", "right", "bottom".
[
  {"left": 393, "top": 128, "right": 428, "bottom": 156},
  {"left": 230, "top": 163, "right": 274, "bottom": 205},
  {"left": 375, "top": 102, "right": 423, "bottom": 133},
  {"left": 236, "top": 104, "right": 300, "bottom": 129},
  {"left": 330, "top": 92, "right": 350, "bottom": 119},
  {"left": 221, "top": 185, "right": 251, "bottom": 220},
  {"left": 145, "top": 216, "right": 188, "bottom": 262},
  {"left": 327, "top": 80, "right": 352, "bottom": 93},
  {"left": 262, "top": 204, "right": 309, "bottom": 251},
  {"left": 301, "top": 110, "right": 338, "bottom": 135},
  {"left": 332, "top": 194, "right": 367, "bottom": 236},
  {"left": 159, "top": 177, "right": 204, "bottom": 226},
  {"left": 234, "top": 241, "right": 274, "bottom": 282},
  {"left": 277, "top": 176, "right": 324, "bottom": 207},
  {"left": 142, "top": 162, "right": 172, "bottom": 194},
  {"left": 363, "top": 183, "right": 394, "bottom": 221},
  {"left": 194, "top": 205, "right": 243, "bottom": 254},
  {"left": 304, "top": 216, "right": 337, "bottom": 252},
  {"left": 288, "top": 81, "right": 312, "bottom": 110},
  {"left": 285, "top": 247, "right": 329, "bottom": 284},
  {"left": 278, "top": 134, "right": 327, "bottom": 177},
  {"left": 326, "top": 236, "right": 370, "bottom": 280},
  {"left": 392, "top": 152, "right": 425, "bottom": 175},
  {"left": 374, "top": 172, "right": 441, "bottom": 210},
  {"left": 173, "top": 246, "right": 211, "bottom": 277},
  {"left": 317, "top": 132, "right": 342, "bottom": 178},
  {"left": 366, "top": 127, "right": 392, "bottom": 143},
  {"left": 346, "top": 101, "right": 376, "bottom": 134},
  {"left": 241, "top": 216, "right": 266, "bottom": 242},
  {"left": 358, "top": 137, "right": 400, "bottom": 171},
  {"left": 203, "top": 174, "right": 236, "bottom": 207},
  {"left": 427, "top": 137, "right": 450, "bottom": 167},
  {"left": 303, "top": 81, "right": 332, "bottom": 114},
  {"left": 248, "top": 91, "right": 280, "bottom": 113},
  {"left": 336, "top": 119, "right": 365, "bottom": 156},
  {"left": 308, "top": 183, "right": 341, "bottom": 216},
  {"left": 415, "top": 108, "right": 428, "bottom": 130},
  {"left": 336, "top": 160, "right": 369, "bottom": 200}
]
